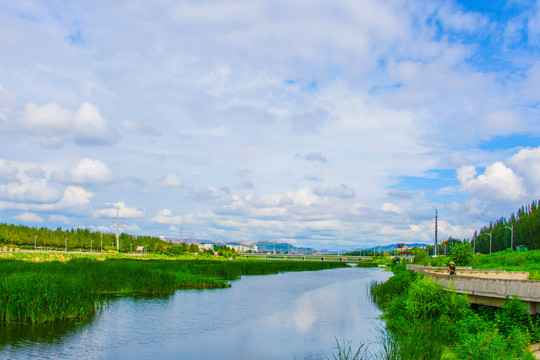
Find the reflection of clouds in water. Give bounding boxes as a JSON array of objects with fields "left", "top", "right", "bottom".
[
  {"left": 3, "top": 268, "right": 392, "bottom": 360},
  {"left": 292, "top": 287, "right": 340, "bottom": 332}
]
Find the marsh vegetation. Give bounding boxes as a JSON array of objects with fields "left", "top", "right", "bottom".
[
  {"left": 328, "top": 264, "right": 539, "bottom": 360},
  {"left": 0, "top": 256, "right": 347, "bottom": 324}
]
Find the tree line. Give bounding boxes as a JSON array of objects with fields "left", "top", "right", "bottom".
[
  {"left": 0, "top": 223, "right": 237, "bottom": 256},
  {"left": 423, "top": 200, "right": 540, "bottom": 256},
  {"left": 471, "top": 200, "right": 540, "bottom": 253}
]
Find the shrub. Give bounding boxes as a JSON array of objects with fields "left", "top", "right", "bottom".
[
  {"left": 412, "top": 249, "right": 428, "bottom": 264},
  {"left": 450, "top": 242, "right": 473, "bottom": 266},
  {"left": 405, "top": 277, "right": 447, "bottom": 320},
  {"left": 499, "top": 295, "right": 533, "bottom": 335},
  {"left": 370, "top": 265, "right": 417, "bottom": 309}
]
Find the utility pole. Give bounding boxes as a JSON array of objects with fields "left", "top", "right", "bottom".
[
  {"left": 434, "top": 209, "right": 438, "bottom": 256},
  {"left": 116, "top": 209, "right": 119, "bottom": 251}
]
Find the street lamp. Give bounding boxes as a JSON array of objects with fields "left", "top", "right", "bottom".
[
  {"left": 488, "top": 232, "right": 492, "bottom": 254},
  {"left": 34, "top": 235, "right": 38, "bottom": 250},
  {"left": 505, "top": 225, "right": 514, "bottom": 250}
]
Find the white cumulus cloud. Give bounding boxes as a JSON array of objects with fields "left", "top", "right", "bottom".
[
  {"left": 507, "top": 147, "right": 540, "bottom": 197},
  {"left": 14, "top": 212, "right": 43, "bottom": 223},
  {"left": 457, "top": 162, "right": 527, "bottom": 203},
  {"left": 151, "top": 209, "right": 184, "bottom": 225},
  {"left": 94, "top": 202, "right": 144, "bottom": 218},
  {"left": 54, "top": 158, "right": 112, "bottom": 184},
  {"left": 16, "top": 102, "right": 118, "bottom": 147}
]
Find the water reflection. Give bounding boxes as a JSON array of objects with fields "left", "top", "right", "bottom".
[
  {"left": 0, "top": 267, "right": 391, "bottom": 360},
  {"left": 0, "top": 320, "right": 89, "bottom": 346}
]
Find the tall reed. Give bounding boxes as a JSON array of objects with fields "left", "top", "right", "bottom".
[{"left": 0, "top": 257, "right": 347, "bottom": 324}]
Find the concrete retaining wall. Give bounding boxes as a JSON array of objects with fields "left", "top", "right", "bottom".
[{"left": 406, "top": 265, "right": 540, "bottom": 314}]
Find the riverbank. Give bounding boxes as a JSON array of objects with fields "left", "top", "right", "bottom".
[
  {"left": 366, "top": 264, "right": 539, "bottom": 360},
  {"left": 0, "top": 254, "right": 348, "bottom": 324}
]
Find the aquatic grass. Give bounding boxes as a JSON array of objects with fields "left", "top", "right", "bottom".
[
  {"left": 325, "top": 339, "right": 373, "bottom": 360},
  {"left": 0, "top": 272, "right": 98, "bottom": 323},
  {"left": 0, "top": 257, "right": 347, "bottom": 324}
]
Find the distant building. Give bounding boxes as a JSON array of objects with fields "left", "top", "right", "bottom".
[
  {"left": 136, "top": 246, "right": 145, "bottom": 253},
  {"left": 397, "top": 243, "right": 408, "bottom": 250},
  {"left": 226, "top": 244, "right": 250, "bottom": 253},
  {"left": 199, "top": 243, "right": 214, "bottom": 251},
  {"left": 226, "top": 244, "right": 258, "bottom": 253}
]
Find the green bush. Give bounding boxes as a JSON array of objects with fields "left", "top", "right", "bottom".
[
  {"left": 404, "top": 277, "right": 447, "bottom": 319},
  {"left": 412, "top": 249, "right": 428, "bottom": 264},
  {"left": 368, "top": 265, "right": 537, "bottom": 360},
  {"left": 370, "top": 265, "right": 418, "bottom": 310},
  {"left": 500, "top": 295, "right": 533, "bottom": 335},
  {"left": 450, "top": 242, "right": 473, "bottom": 265},
  {"left": 430, "top": 256, "right": 450, "bottom": 267}
]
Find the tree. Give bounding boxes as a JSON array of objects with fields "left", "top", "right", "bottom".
[
  {"left": 450, "top": 242, "right": 473, "bottom": 266},
  {"left": 412, "top": 248, "right": 428, "bottom": 264}
]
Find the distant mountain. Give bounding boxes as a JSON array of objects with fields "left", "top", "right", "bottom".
[
  {"left": 164, "top": 238, "right": 427, "bottom": 254},
  {"left": 348, "top": 243, "right": 429, "bottom": 253},
  {"left": 252, "top": 241, "right": 316, "bottom": 254},
  {"left": 164, "top": 238, "right": 316, "bottom": 254}
]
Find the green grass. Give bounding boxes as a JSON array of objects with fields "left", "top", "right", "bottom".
[
  {"left": 361, "top": 264, "right": 538, "bottom": 360},
  {"left": 473, "top": 249, "right": 540, "bottom": 279},
  {"left": 0, "top": 256, "right": 347, "bottom": 324}
]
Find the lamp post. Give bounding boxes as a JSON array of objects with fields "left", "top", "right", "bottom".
[
  {"left": 488, "top": 232, "right": 492, "bottom": 254},
  {"left": 65, "top": 238, "right": 67, "bottom": 252},
  {"left": 34, "top": 235, "right": 37, "bottom": 250},
  {"left": 505, "top": 225, "right": 514, "bottom": 250}
]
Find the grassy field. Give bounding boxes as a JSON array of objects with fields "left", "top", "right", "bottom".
[
  {"left": 406, "top": 248, "right": 540, "bottom": 280},
  {"left": 473, "top": 249, "right": 540, "bottom": 279},
  {"left": 0, "top": 252, "right": 348, "bottom": 324}
]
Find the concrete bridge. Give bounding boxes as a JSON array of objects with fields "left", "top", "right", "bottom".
[
  {"left": 241, "top": 253, "right": 414, "bottom": 262},
  {"left": 241, "top": 253, "right": 365, "bottom": 261},
  {"left": 407, "top": 265, "right": 540, "bottom": 314}
]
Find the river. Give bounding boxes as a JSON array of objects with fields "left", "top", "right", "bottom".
[{"left": 0, "top": 266, "right": 392, "bottom": 360}]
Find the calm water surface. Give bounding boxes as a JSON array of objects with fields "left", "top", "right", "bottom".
[{"left": 0, "top": 266, "right": 391, "bottom": 360}]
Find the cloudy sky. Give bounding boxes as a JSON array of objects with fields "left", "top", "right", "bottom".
[{"left": 1, "top": 0, "right": 539, "bottom": 250}]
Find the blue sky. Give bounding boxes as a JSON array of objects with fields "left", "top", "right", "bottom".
[{"left": 0, "top": 0, "right": 539, "bottom": 250}]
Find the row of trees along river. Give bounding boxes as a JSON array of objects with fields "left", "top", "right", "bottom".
[
  {"left": 410, "top": 200, "right": 540, "bottom": 257},
  {"left": 0, "top": 223, "right": 238, "bottom": 256}
]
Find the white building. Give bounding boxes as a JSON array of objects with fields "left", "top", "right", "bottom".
[{"left": 199, "top": 243, "right": 215, "bottom": 251}]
